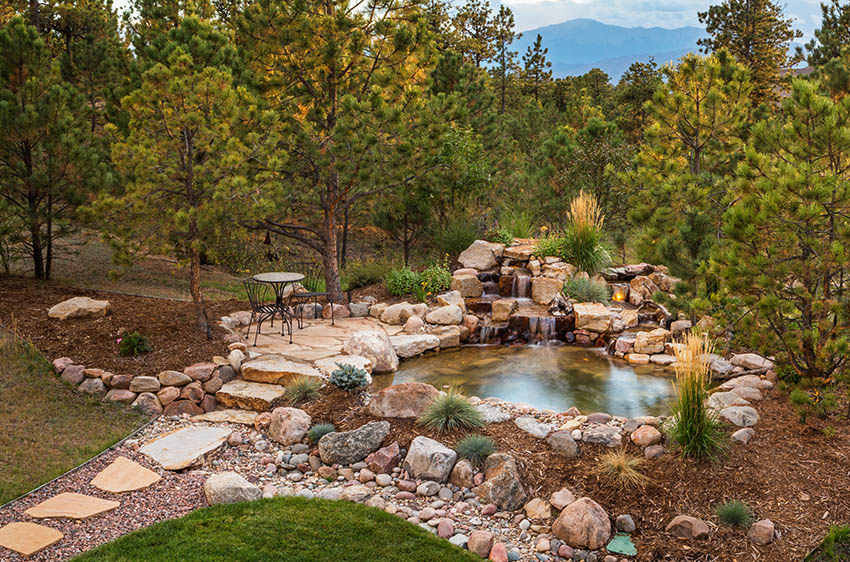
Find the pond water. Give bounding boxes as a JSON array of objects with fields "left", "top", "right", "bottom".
[{"left": 374, "top": 345, "right": 675, "bottom": 417}]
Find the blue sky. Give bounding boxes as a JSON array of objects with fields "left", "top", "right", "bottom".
[{"left": 504, "top": 0, "right": 824, "bottom": 34}]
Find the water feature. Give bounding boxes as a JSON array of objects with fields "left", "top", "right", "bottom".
[
  {"left": 375, "top": 345, "right": 675, "bottom": 417},
  {"left": 511, "top": 275, "right": 531, "bottom": 301}
]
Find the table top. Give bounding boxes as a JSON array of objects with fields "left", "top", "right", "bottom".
[{"left": 253, "top": 272, "right": 305, "bottom": 284}]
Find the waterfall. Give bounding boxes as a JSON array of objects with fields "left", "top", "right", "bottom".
[
  {"left": 512, "top": 275, "right": 531, "bottom": 299},
  {"left": 479, "top": 325, "right": 496, "bottom": 344},
  {"left": 528, "top": 316, "right": 558, "bottom": 344}
]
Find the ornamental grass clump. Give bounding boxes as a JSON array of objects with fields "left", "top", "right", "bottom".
[
  {"left": 418, "top": 388, "right": 485, "bottom": 432},
  {"left": 284, "top": 376, "right": 322, "bottom": 406},
  {"left": 329, "top": 363, "right": 370, "bottom": 392},
  {"left": 307, "top": 423, "right": 335, "bottom": 445},
  {"left": 564, "top": 191, "right": 611, "bottom": 275},
  {"left": 716, "top": 500, "right": 753, "bottom": 527},
  {"left": 598, "top": 449, "right": 649, "bottom": 490},
  {"left": 455, "top": 434, "right": 496, "bottom": 467},
  {"left": 668, "top": 333, "right": 726, "bottom": 459},
  {"left": 563, "top": 278, "right": 611, "bottom": 303}
]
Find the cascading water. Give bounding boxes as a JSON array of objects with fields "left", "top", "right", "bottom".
[
  {"left": 511, "top": 275, "right": 531, "bottom": 302},
  {"left": 528, "top": 316, "right": 558, "bottom": 344}
]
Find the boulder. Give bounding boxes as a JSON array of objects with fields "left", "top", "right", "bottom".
[
  {"left": 322, "top": 302, "right": 350, "bottom": 320},
  {"left": 546, "top": 431, "right": 578, "bottom": 458},
  {"left": 633, "top": 328, "right": 670, "bottom": 355},
  {"left": 60, "top": 364, "right": 85, "bottom": 385},
  {"left": 626, "top": 353, "right": 650, "bottom": 364},
  {"left": 720, "top": 374, "right": 774, "bottom": 391},
  {"left": 573, "top": 302, "right": 612, "bottom": 332},
  {"left": 184, "top": 362, "right": 216, "bottom": 382},
  {"left": 403, "top": 315, "right": 424, "bottom": 333},
  {"left": 730, "top": 386, "right": 763, "bottom": 402},
  {"left": 313, "top": 355, "right": 373, "bottom": 377},
  {"left": 48, "top": 297, "right": 110, "bottom": 320},
  {"left": 708, "top": 391, "right": 750, "bottom": 410},
  {"left": 365, "top": 442, "right": 401, "bottom": 474},
  {"left": 381, "top": 302, "right": 416, "bottom": 325},
  {"left": 549, "top": 488, "right": 576, "bottom": 511},
  {"left": 748, "top": 519, "right": 775, "bottom": 545},
  {"left": 318, "top": 421, "right": 390, "bottom": 465},
  {"left": 620, "top": 309, "right": 639, "bottom": 328},
  {"left": 203, "top": 472, "right": 261, "bottom": 505},
  {"left": 650, "top": 353, "right": 676, "bottom": 365},
  {"left": 179, "top": 381, "right": 205, "bottom": 403},
  {"left": 473, "top": 453, "right": 527, "bottom": 511},
  {"left": 367, "top": 382, "right": 438, "bottom": 418},
  {"left": 476, "top": 403, "right": 511, "bottom": 424},
  {"left": 163, "top": 399, "right": 204, "bottom": 417},
  {"left": 467, "top": 530, "right": 495, "bottom": 558},
  {"left": 216, "top": 380, "right": 286, "bottom": 411},
  {"left": 425, "top": 305, "right": 463, "bottom": 325},
  {"left": 630, "top": 425, "right": 662, "bottom": 447},
  {"left": 79, "top": 377, "right": 107, "bottom": 397},
  {"left": 491, "top": 299, "right": 517, "bottom": 323},
  {"left": 670, "top": 319, "right": 692, "bottom": 335},
  {"left": 268, "top": 407, "right": 312, "bottom": 446},
  {"left": 531, "top": 277, "right": 564, "bottom": 305},
  {"left": 458, "top": 240, "right": 504, "bottom": 270},
  {"left": 582, "top": 424, "right": 622, "bottom": 447},
  {"left": 515, "top": 416, "right": 555, "bottom": 439},
  {"left": 240, "top": 355, "right": 322, "bottom": 385},
  {"left": 731, "top": 427, "right": 755, "bottom": 444},
  {"left": 227, "top": 349, "right": 244, "bottom": 372},
  {"left": 524, "top": 498, "right": 552, "bottom": 520},
  {"left": 132, "top": 392, "right": 163, "bottom": 416},
  {"left": 52, "top": 357, "right": 74, "bottom": 374},
  {"left": 431, "top": 325, "right": 461, "bottom": 348},
  {"left": 451, "top": 274, "right": 484, "bottom": 298},
  {"left": 666, "top": 515, "right": 710, "bottom": 539},
  {"left": 348, "top": 302, "right": 370, "bottom": 317},
  {"left": 129, "top": 376, "right": 160, "bottom": 393},
  {"left": 449, "top": 459, "right": 474, "bottom": 489},
  {"left": 158, "top": 370, "right": 192, "bottom": 387},
  {"left": 157, "top": 386, "right": 180, "bottom": 406},
  {"left": 343, "top": 331, "right": 399, "bottom": 373},
  {"left": 719, "top": 406, "right": 759, "bottom": 427},
  {"left": 436, "top": 291, "right": 466, "bottom": 313},
  {"left": 104, "top": 389, "right": 137, "bottom": 404},
  {"left": 552, "top": 497, "right": 612, "bottom": 550},
  {"left": 628, "top": 276, "right": 659, "bottom": 307},
  {"left": 730, "top": 353, "right": 773, "bottom": 371},
  {"left": 389, "top": 334, "right": 440, "bottom": 358},
  {"left": 402, "top": 436, "right": 457, "bottom": 483}
]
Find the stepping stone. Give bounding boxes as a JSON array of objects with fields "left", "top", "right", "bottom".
[
  {"left": 0, "top": 522, "right": 64, "bottom": 556},
  {"left": 240, "top": 355, "right": 322, "bottom": 385},
  {"left": 139, "top": 426, "right": 232, "bottom": 470},
  {"left": 192, "top": 409, "right": 259, "bottom": 425},
  {"left": 216, "top": 380, "right": 287, "bottom": 411},
  {"left": 91, "top": 456, "right": 162, "bottom": 493},
  {"left": 25, "top": 492, "right": 120, "bottom": 519}
]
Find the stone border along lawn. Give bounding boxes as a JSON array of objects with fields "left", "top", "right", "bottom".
[{"left": 70, "top": 497, "right": 480, "bottom": 562}]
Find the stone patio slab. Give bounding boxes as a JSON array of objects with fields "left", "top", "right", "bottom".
[
  {"left": 216, "top": 380, "right": 287, "bottom": 411},
  {"left": 0, "top": 522, "right": 63, "bottom": 556},
  {"left": 139, "top": 426, "right": 232, "bottom": 470},
  {"left": 241, "top": 355, "right": 323, "bottom": 385},
  {"left": 279, "top": 349, "right": 340, "bottom": 362},
  {"left": 90, "top": 456, "right": 162, "bottom": 493},
  {"left": 25, "top": 492, "right": 120, "bottom": 519},
  {"left": 192, "top": 409, "right": 259, "bottom": 424}
]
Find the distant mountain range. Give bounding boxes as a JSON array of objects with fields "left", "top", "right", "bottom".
[{"left": 514, "top": 18, "right": 706, "bottom": 82}]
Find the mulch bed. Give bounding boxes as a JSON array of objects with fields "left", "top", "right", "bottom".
[
  {"left": 0, "top": 275, "right": 244, "bottom": 376},
  {"left": 305, "top": 388, "right": 850, "bottom": 561}
]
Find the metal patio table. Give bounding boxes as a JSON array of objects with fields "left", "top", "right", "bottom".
[{"left": 253, "top": 272, "right": 305, "bottom": 344}]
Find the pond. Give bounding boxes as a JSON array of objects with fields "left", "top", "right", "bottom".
[{"left": 374, "top": 345, "right": 676, "bottom": 417}]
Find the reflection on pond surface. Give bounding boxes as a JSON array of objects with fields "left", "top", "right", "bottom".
[{"left": 373, "top": 345, "right": 675, "bottom": 417}]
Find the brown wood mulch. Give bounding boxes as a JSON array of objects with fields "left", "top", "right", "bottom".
[
  {"left": 0, "top": 275, "right": 243, "bottom": 376},
  {"left": 305, "top": 388, "right": 850, "bottom": 562}
]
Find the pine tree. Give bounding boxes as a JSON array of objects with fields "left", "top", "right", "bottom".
[
  {"left": 715, "top": 80, "right": 850, "bottom": 379},
  {"left": 698, "top": 0, "right": 802, "bottom": 105},
  {"left": 0, "top": 17, "right": 102, "bottom": 280},
  {"left": 452, "top": 0, "right": 495, "bottom": 67},
  {"left": 805, "top": 0, "right": 850, "bottom": 68},
  {"left": 522, "top": 34, "right": 551, "bottom": 103},
  {"left": 615, "top": 59, "right": 663, "bottom": 143},
  {"left": 492, "top": 5, "right": 520, "bottom": 115}
]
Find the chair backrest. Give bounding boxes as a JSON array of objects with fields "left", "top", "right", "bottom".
[
  {"left": 243, "top": 278, "right": 270, "bottom": 309},
  {"left": 289, "top": 261, "right": 326, "bottom": 293}
]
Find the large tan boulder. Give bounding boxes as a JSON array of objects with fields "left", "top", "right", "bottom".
[
  {"left": 451, "top": 274, "right": 483, "bottom": 298},
  {"left": 473, "top": 453, "right": 527, "bottom": 511},
  {"left": 491, "top": 299, "right": 518, "bottom": 323},
  {"left": 542, "top": 262, "right": 577, "bottom": 281},
  {"left": 503, "top": 244, "right": 535, "bottom": 261},
  {"left": 268, "top": 407, "right": 312, "bottom": 446},
  {"left": 633, "top": 328, "right": 670, "bottom": 355},
  {"left": 425, "top": 305, "right": 463, "bottom": 325},
  {"left": 531, "top": 277, "right": 563, "bottom": 305},
  {"left": 367, "top": 382, "right": 438, "bottom": 418},
  {"left": 343, "top": 331, "right": 399, "bottom": 373},
  {"left": 458, "top": 240, "right": 504, "bottom": 270},
  {"left": 380, "top": 302, "right": 416, "bottom": 325},
  {"left": 240, "top": 355, "right": 322, "bottom": 385},
  {"left": 436, "top": 290, "right": 466, "bottom": 313},
  {"left": 552, "top": 497, "right": 612, "bottom": 549},
  {"left": 389, "top": 334, "right": 440, "bottom": 358},
  {"left": 629, "top": 276, "right": 660, "bottom": 306},
  {"left": 573, "top": 302, "right": 612, "bottom": 332},
  {"left": 48, "top": 297, "right": 110, "bottom": 320}
]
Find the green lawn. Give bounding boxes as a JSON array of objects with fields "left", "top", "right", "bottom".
[
  {"left": 72, "top": 497, "right": 479, "bottom": 562},
  {"left": 0, "top": 331, "right": 148, "bottom": 504}
]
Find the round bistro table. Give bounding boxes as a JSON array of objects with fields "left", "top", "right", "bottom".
[{"left": 253, "top": 272, "right": 305, "bottom": 344}]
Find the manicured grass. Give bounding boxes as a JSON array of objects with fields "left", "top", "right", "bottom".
[
  {"left": 0, "top": 331, "right": 148, "bottom": 504},
  {"left": 73, "top": 497, "right": 480, "bottom": 562}
]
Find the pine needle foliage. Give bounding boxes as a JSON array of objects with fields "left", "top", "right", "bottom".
[{"left": 668, "top": 333, "right": 726, "bottom": 459}]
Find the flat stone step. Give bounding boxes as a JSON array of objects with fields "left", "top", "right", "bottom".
[
  {"left": 25, "top": 492, "right": 120, "bottom": 519},
  {"left": 139, "top": 426, "right": 232, "bottom": 470},
  {"left": 90, "top": 456, "right": 162, "bottom": 493},
  {"left": 216, "top": 380, "right": 287, "bottom": 411},
  {"left": 192, "top": 409, "right": 259, "bottom": 425},
  {"left": 0, "top": 522, "right": 63, "bottom": 556},
  {"left": 240, "top": 354, "right": 322, "bottom": 385}
]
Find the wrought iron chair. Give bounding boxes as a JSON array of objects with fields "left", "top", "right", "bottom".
[
  {"left": 286, "top": 261, "right": 335, "bottom": 328},
  {"left": 244, "top": 277, "right": 287, "bottom": 346}
]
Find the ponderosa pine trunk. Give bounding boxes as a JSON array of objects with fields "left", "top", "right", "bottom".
[{"left": 189, "top": 247, "right": 211, "bottom": 339}]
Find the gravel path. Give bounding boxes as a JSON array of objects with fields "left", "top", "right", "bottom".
[{"left": 0, "top": 444, "right": 207, "bottom": 561}]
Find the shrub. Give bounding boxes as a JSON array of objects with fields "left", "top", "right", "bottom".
[
  {"left": 118, "top": 332, "right": 152, "bottom": 357},
  {"left": 418, "top": 388, "right": 485, "bottom": 432},
  {"left": 342, "top": 260, "right": 391, "bottom": 291},
  {"left": 307, "top": 423, "right": 336, "bottom": 445},
  {"left": 329, "top": 363, "right": 370, "bottom": 392},
  {"left": 500, "top": 207, "right": 535, "bottom": 238},
  {"left": 790, "top": 387, "right": 812, "bottom": 423},
  {"left": 284, "top": 376, "right": 322, "bottom": 406},
  {"left": 535, "top": 235, "right": 568, "bottom": 260},
  {"left": 563, "top": 278, "right": 610, "bottom": 303},
  {"left": 715, "top": 500, "right": 753, "bottom": 527},
  {"left": 386, "top": 267, "right": 421, "bottom": 296},
  {"left": 436, "top": 218, "right": 479, "bottom": 256},
  {"left": 455, "top": 434, "right": 496, "bottom": 468},
  {"left": 486, "top": 227, "right": 513, "bottom": 246},
  {"left": 816, "top": 525, "right": 850, "bottom": 561},
  {"left": 598, "top": 449, "right": 649, "bottom": 490},
  {"left": 420, "top": 259, "right": 452, "bottom": 294},
  {"left": 668, "top": 333, "right": 726, "bottom": 459}
]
